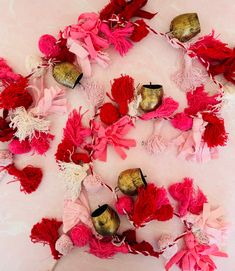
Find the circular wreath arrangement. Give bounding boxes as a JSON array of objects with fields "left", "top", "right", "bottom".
[{"left": 0, "top": 0, "right": 233, "bottom": 270}]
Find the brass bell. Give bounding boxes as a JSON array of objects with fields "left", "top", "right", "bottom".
[
  {"left": 170, "top": 13, "right": 200, "bottom": 42},
  {"left": 118, "top": 168, "right": 147, "bottom": 196},
  {"left": 91, "top": 204, "right": 120, "bottom": 236},
  {"left": 139, "top": 84, "right": 163, "bottom": 112},
  {"left": 52, "top": 62, "right": 83, "bottom": 88}
]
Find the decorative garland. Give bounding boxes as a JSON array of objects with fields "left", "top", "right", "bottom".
[{"left": 0, "top": 0, "right": 233, "bottom": 270}]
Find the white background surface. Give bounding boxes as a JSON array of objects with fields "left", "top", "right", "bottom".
[{"left": 0, "top": 0, "right": 235, "bottom": 270}]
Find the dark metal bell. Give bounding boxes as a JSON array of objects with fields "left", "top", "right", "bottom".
[
  {"left": 139, "top": 84, "right": 164, "bottom": 112},
  {"left": 91, "top": 204, "right": 120, "bottom": 236},
  {"left": 52, "top": 62, "right": 83, "bottom": 88},
  {"left": 170, "top": 13, "right": 200, "bottom": 42},
  {"left": 118, "top": 168, "right": 147, "bottom": 196}
]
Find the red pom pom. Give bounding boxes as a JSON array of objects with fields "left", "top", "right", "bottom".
[
  {"left": 0, "top": 78, "right": 33, "bottom": 110},
  {"left": 130, "top": 20, "right": 150, "bottom": 42},
  {"left": 9, "top": 139, "right": 31, "bottom": 154},
  {"left": 30, "top": 218, "right": 62, "bottom": 259},
  {"left": 70, "top": 224, "right": 92, "bottom": 247},
  {"left": 202, "top": 113, "right": 228, "bottom": 147},
  {"left": 0, "top": 116, "right": 15, "bottom": 142},
  {"left": 99, "top": 103, "right": 120, "bottom": 125},
  {"left": 38, "top": 34, "right": 61, "bottom": 58},
  {"left": 131, "top": 184, "right": 173, "bottom": 227},
  {"left": 5, "top": 164, "right": 43, "bottom": 194},
  {"left": 55, "top": 139, "right": 75, "bottom": 162},
  {"left": 111, "top": 75, "right": 135, "bottom": 115},
  {"left": 115, "top": 196, "right": 134, "bottom": 215},
  {"left": 30, "top": 132, "right": 54, "bottom": 155}
]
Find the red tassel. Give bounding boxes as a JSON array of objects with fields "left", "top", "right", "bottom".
[
  {"left": 111, "top": 75, "right": 135, "bottom": 115},
  {"left": 130, "top": 19, "right": 150, "bottom": 42},
  {"left": 202, "top": 113, "right": 228, "bottom": 147},
  {"left": 184, "top": 86, "right": 219, "bottom": 116},
  {"left": 5, "top": 164, "right": 43, "bottom": 194},
  {"left": 0, "top": 78, "right": 33, "bottom": 110},
  {"left": 55, "top": 139, "right": 75, "bottom": 163},
  {"left": 100, "top": 102, "right": 120, "bottom": 125},
  {"left": 0, "top": 116, "right": 15, "bottom": 142},
  {"left": 130, "top": 184, "right": 173, "bottom": 227},
  {"left": 30, "top": 218, "right": 62, "bottom": 259}
]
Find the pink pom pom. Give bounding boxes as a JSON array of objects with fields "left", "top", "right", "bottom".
[
  {"left": 70, "top": 224, "right": 92, "bottom": 247},
  {"left": 38, "top": 34, "right": 61, "bottom": 57},
  {"left": 171, "top": 113, "right": 193, "bottom": 131},
  {"left": 115, "top": 196, "right": 134, "bottom": 215},
  {"left": 8, "top": 139, "right": 31, "bottom": 154},
  {"left": 55, "top": 234, "right": 74, "bottom": 256}
]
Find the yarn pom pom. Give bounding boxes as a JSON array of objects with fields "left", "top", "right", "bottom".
[
  {"left": 30, "top": 218, "right": 62, "bottom": 259},
  {"left": 88, "top": 236, "right": 129, "bottom": 259},
  {"left": 131, "top": 184, "right": 173, "bottom": 227},
  {"left": 0, "top": 116, "right": 15, "bottom": 142},
  {"left": 184, "top": 86, "right": 219, "bottom": 116},
  {"left": 70, "top": 224, "right": 92, "bottom": 247},
  {"left": 5, "top": 164, "right": 43, "bottom": 194},
  {"left": 38, "top": 34, "right": 61, "bottom": 58},
  {"left": 202, "top": 113, "right": 227, "bottom": 147},
  {"left": 111, "top": 75, "right": 135, "bottom": 115},
  {"left": 8, "top": 139, "right": 32, "bottom": 154},
  {"left": 55, "top": 234, "right": 73, "bottom": 256},
  {"left": 168, "top": 178, "right": 207, "bottom": 217},
  {"left": 171, "top": 113, "right": 193, "bottom": 131},
  {"left": 0, "top": 57, "right": 21, "bottom": 84},
  {"left": 0, "top": 78, "right": 33, "bottom": 110},
  {"left": 83, "top": 173, "right": 103, "bottom": 193},
  {"left": 130, "top": 19, "right": 150, "bottom": 42},
  {"left": 99, "top": 103, "right": 120, "bottom": 125},
  {"left": 30, "top": 132, "right": 54, "bottom": 155},
  {"left": 115, "top": 196, "right": 134, "bottom": 215}
]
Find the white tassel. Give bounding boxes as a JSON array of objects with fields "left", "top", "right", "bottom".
[
  {"left": 58, "top": 161, "right": 89, "bottom": 200},
  {"left": 9, "top": 107, "right": 50, "bottom": 141},
  {"left": 25, "top": 55, "right": 46, "bottom": 78},
  {"left": 128, "top": 94, "right": 141, "bottom": 117}
]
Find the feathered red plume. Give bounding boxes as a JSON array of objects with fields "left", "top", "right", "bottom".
[
  {"left": 0, "top": 78, "right": 33, "bottom": 110},
  {"left": 63, "top": 108, "right": 91, "bottom": 147},
  {"left": 130, "top": 184, "right": 173, "bottom": 227},
  {"left": 130, "top": 19, "right": 150, "bottom": 42},
  {"left": 189, "top": 31, "right": 235, "bottom": 84},
  {"left": 168, "top": 178, "right": 207, "bottom": 217},
  {"left": 119, "top": 229, "right": 160, "bottom": 258},
  {"left": 4, "top": 164, "right": 43, "bottom": 194},
  {"left": 30, "top": 218, "right": 62, "bottom": 259},
  {"left": 0, "top": 115, "right": 15, "bottom": 142},
  {"left": 110, "top": 75, "right": 135, "bottom": 115},
  {"left": 202, "top": 113, "right": 227, "bottom": 147},
  {"left": 184, "top": 86, "right": 219, "bottom": 116}
]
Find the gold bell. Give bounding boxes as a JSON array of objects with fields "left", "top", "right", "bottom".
[
  {"left": 170, "top": 13, "right": 200, "bottom": 42},
  {"left": 91, "top": 204, "right": 120, "bottom": 236},
  {"left": 118, "top": 168, "right": 147, "bottom": 196},
  {"left": 139, "top": 84, "right": 163, "bottom": 112},
  {"left": 52, "top": 62, "right": 83, "bottom": 88}
]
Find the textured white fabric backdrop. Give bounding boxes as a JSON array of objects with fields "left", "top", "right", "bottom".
[{"left": 0, "top": 0, "right": 235, "bottom": 270}]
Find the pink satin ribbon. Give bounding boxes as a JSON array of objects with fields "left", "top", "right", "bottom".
[
  {"left": 174, "top": 115, "right": 218, "bottom": 163},
  {"left": 63, "top": 12, "right": 109, "bottom": 77},
  {"left": 165, "top": 233, "right": 228, "bottom": 271},
  {"left": 91, "top": 116, "right": 136, "bottom": 161},
  {"left": 62, "top": 189, "right": 93, "bottom": 233}
]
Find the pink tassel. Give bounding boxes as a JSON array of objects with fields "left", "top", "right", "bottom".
[
  {"left": 172, "top": 54, "right": 207, "bottom": 92},
  {"left": 99, "top": 23, "right": 134, "bottom": 56},
  {"left": 8, "top": 139, "right": 32, "bottom": 154},
  {"left": 141, "top": 97, "right": 179, "bottom": 120},
  {"left": 30, "top": 132, "right": 54, "bottom": 155}
]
